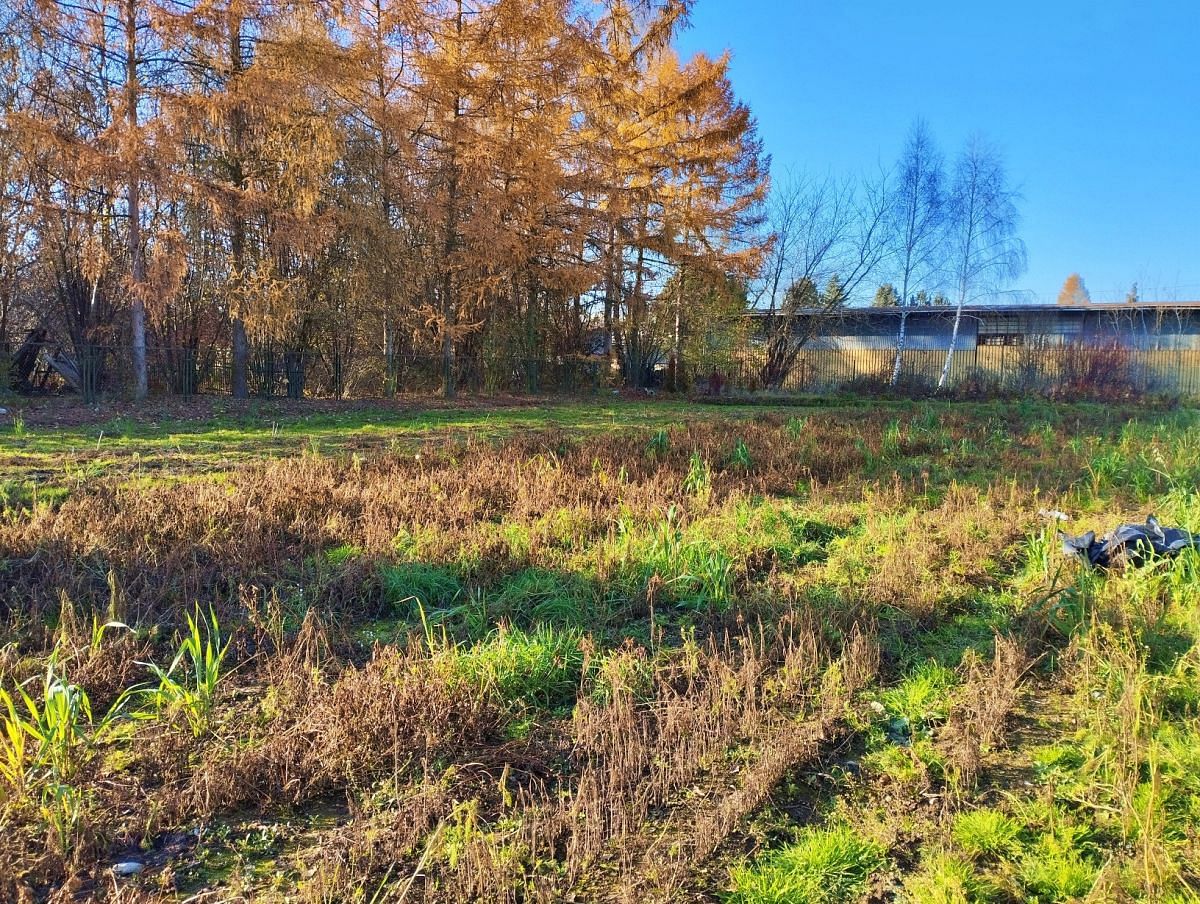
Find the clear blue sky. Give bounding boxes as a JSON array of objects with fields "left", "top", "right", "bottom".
[{"left": 677, "top": 0, "right": 1200, "bottom": 304}]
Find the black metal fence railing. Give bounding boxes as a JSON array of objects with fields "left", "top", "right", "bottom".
[
  {"left": 2, "top": 343, "right": 607, "bottom": 400},
  {"left": 78, "top": 344, "right": 102, "bottom": 404},
  {"left": 4, "top": 340, "right": 1199, "bottom": 400}
]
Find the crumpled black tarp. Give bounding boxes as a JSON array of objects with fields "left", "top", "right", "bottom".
[{"left": 1060, "top": 515, "right": 1199, "bottom": 569}]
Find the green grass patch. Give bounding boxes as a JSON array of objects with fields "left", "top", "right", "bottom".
[
  {"left": 379, "top": 562, "right": 463, "bottom": 611},
  {"left": 877, "top": 661, "right": 958, "bottom": 742},
  {"left": 488, "top": 567, "right": 594, "bottom": 627},
  {"left": 902, "top": 849, "right": 999, "bottom": 903},
  {"left": 727, "top": 824, "right": 886, "bottom": 904},
  {"left": 448, "top": 624, "right": 584, "bottom": 714},
  {"left": 951, "top": 808, "right": 1022, "bottom": 859}
]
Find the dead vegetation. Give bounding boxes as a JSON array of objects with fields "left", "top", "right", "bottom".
[
  {"left": 937, "top": 634, "right": 1031, "bottom": 791},
  {"left": 2, "top": 401, "right": 1198, "bottom": 902}
]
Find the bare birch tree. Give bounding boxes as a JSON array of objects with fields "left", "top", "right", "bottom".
[
  {"left": 938, "top": 137, "right": 1025, "bottom": 390},
  {"left": 887, "top": 120, "right": 944, "bottom": 386}
]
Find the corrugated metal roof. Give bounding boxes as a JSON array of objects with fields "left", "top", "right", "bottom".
[{"left": 748, "top": 301, "right": 1200, "bottom": 316}]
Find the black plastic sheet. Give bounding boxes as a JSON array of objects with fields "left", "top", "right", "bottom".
[{"left": 1061, "top": 515, "right": 1198, "bottom": 569}]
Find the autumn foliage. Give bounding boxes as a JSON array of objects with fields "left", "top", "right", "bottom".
[
  {"left": 0, "top": 0, "right": 769, "bottom": 395},
  {"left": 1056, "top": 272, "right": 1091, "bottom": 306}
]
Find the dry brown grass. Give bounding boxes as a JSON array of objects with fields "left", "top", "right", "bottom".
[
  {"left": 260, "top": 617, "right": 879, "bottom": 904},
  {"left": 0, "top": 415, "right": 874, "bottom": 633},
  {"left": 2, "top": 402, "right": 1178, "bottom": 901},
  {"left": 611, "top": 625, "right": 881, "bottom": 902},
  {"left": 938, "top": 634, "right": 1031, "bottom": 791}
]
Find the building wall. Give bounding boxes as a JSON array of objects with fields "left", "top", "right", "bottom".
[
  {"left": 805, "top": 312, "right": 977, "bottom": 351},
  {"left": 1083, "top": 310, "right": 1200, "bottom": 350},
  {"left": 786, "top": 308, "right": 1200, "bottom": 351}
]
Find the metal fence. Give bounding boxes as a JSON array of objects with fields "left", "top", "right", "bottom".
[
  {"left": 3, "top": 342, "right": 605, "bottom": 400},
  {"left": 686, "top": 344, "right": 1200, "bottom": 397},
  {"left": 6, "top": 339, "right": 1200, "bottom": 400}
]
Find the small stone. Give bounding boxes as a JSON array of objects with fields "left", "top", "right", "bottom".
[{"left": 113, "top": 861, "right": 144, "bottom": 877}]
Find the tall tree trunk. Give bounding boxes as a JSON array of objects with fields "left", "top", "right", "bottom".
[
  {"left": 441, "top": 248, "right": 456, "bottom": 399},
  {"left": 572, "top": 292, "right": 582, "bottom": 352},
  {"left": 938, "top": 286, "right": 966, "bottom": 390},
  {"left": 231, "top": 317, "right": 248, "bottom": 397},
  {"left": 891, "top": 267, "right": 915, "bottom": 388},
  {"left": 603, "top": 223, "right": 617, "bottom": 376},
  {"left": 384, "top": 316, "right": 396, "bottom": 396},
  {"left": 374, "top": 2, "right": 396, "bottom": 398},
  {"left": 628, "top": 243, "right": 645, "bottom": 388},
  {"left": 228, "top": 12, "right": 249, "bottom": 399},
  {"left": 440, "top": 206, "right": 456, "bottom": 398},
  {"left": 440, "top": 0, "right": 463, "bottom": 399},
  {"left": 125, "top": 0, "right": 147, "bottom": 399},
  {"left": 526, "top": 275, "right": 539, "bottom": 392},
  {"left": 890, "top": 307, "right": 909, "bottom": 386},
  {"left": 670, "top": 273, "right": 681, "bottom": 391}
]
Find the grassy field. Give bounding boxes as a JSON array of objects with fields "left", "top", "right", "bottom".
[
  {"left": 1, "top": 397, "right": 1199, "bottom": 903},
  {"left": 0, "top": 396, "right": 860, "bottom": 489}
]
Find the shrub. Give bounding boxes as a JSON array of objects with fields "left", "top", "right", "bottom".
[{"left": 1054, "top": 340, "right": 1140, "bottom": 402}]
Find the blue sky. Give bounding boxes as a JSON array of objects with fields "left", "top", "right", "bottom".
[{"left": 676, "top": 0, "right": 1200, "bottom": 304}]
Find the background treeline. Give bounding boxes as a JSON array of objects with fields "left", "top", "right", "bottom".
[
  {"left": 0, "top": 0, "right": 1027, "bottom": 399},
  {"left": 0, "top": 0, "right": 768, "bottom": 397}
]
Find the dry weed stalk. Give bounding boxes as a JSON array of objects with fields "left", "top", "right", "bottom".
[{"left": 938, "top": 634, "right": 1030, "bottom": 791}]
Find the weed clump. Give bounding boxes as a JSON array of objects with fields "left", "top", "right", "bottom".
[
  {"left": 902, "top": 849, "right": 999, "bottom": 903},
  {"left": 728, "top": 824, "right": 886, "bottom": 904},
  {"left": 951, "top": 808, "right": 1022, "bottom": 859},
  {"left": 379, "top": 562, "right": 463, "bottom": 612}
]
